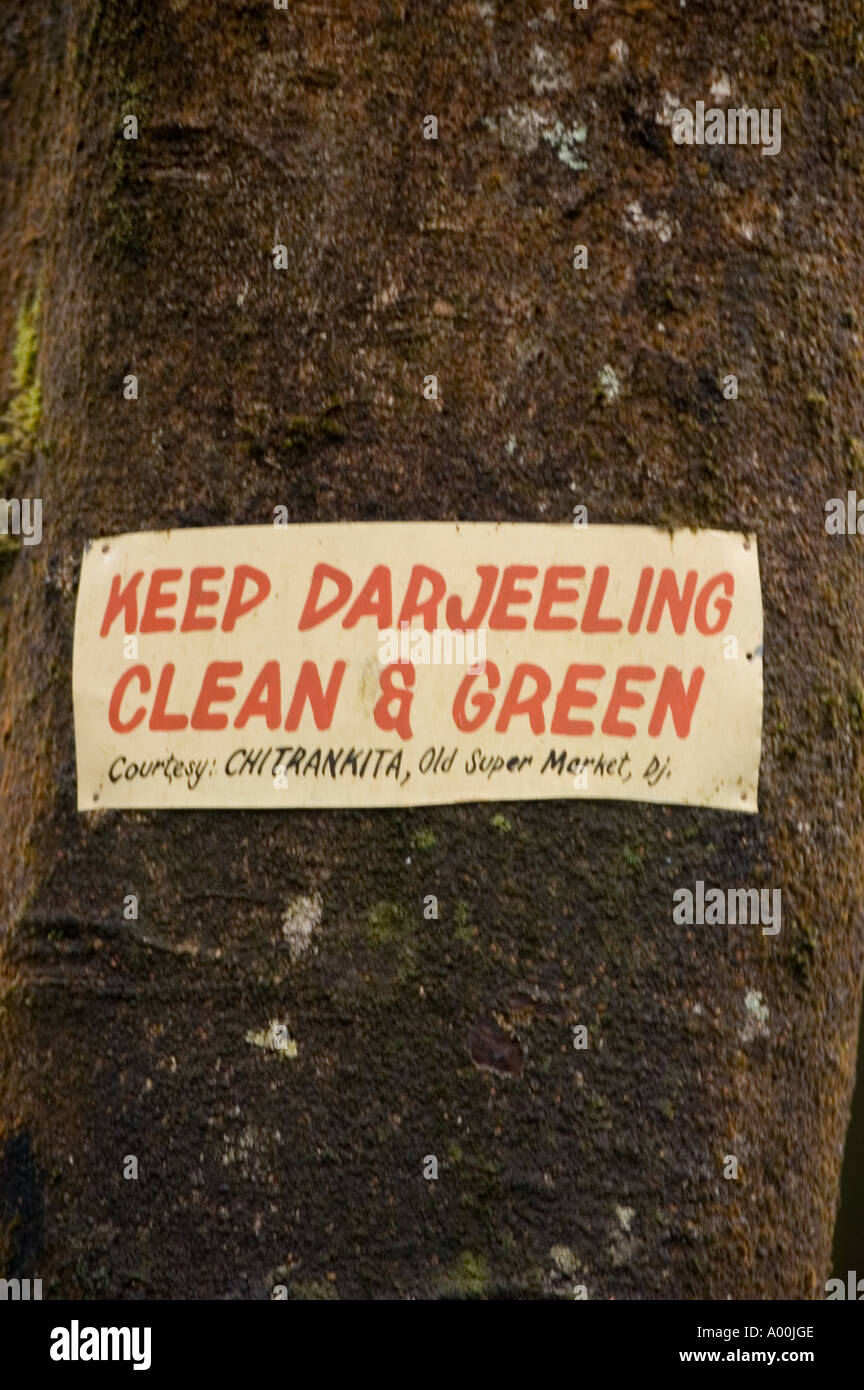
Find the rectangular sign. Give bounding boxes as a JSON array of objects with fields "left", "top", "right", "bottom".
[{"left": 72, "top": 523, "right": 763, "bottom": 812}]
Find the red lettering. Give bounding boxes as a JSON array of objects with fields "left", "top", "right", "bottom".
[
  {"left": 108, "top": 665, "right": 150, "bottom": 732},
  {"left": 446, "top": 566, "right": 498, "bottom": 630},
  {"left": 601, "top": 666, "right": 655, "bottom": 737},
  {"left": 627, "top": 567, "right": 653, "bottom": 634},
  {"left": 551, "top": 664, "right": 605, "bottom": 735},
  {"left": 191, "top": 662, "right": 243, "bottom": 730},
  {"left": 373, "top": 662, "right": 414, "bottom": 740},
  {"left": 534, "top": 567, "right": 583, "bottom": 631},
  {"left": 298, "top": 564, "right": 352, "bottom": 631},
  {"left": 581, "top": 566, "right": 622, "bottom": 633},
  {"left": 397, "top": 565, "right": 446, "bottom": 630},
  {"left": 149, "top": 663, "right": 189, "bottom": 730},
  {"left": 452, "top": 662, "right": 500, "bottom": 732},
  {"left": 181, "top": 566, "right": 225, "bottom": 631},
  {"left": 285, "top": 661, "right": 346, "bottom": 731},
  {"left": 234, "top": 660, "right": 281, "bottom": 730},
  {"left": 646, "top": 570, "right": 697, "bottom": 634},
  {"left": 694, "top": 573, "right": 733, "bottom": 634},
  {"left": 494, "top": 663, "right": 550, "bottom": 733},
  {"left": 221, "top": 565, "right": 271, "bottom": 632},
  {"left": 140, "top": 569, "right": 183, "bottom": 634},
  {"left": 648, "top": 667, "right": 705, "bottom": 737},
  {"left": 100, "top": 570, "right": 144, "bottom": 637},
  {"left": 342, "top": 566, "right": 393, "bottom": 629},
  {"left": 489, "top": 566, "right": 538, "bottom": 630}
]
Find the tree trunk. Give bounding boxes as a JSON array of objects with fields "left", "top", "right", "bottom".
[{"left": 1, "top": 0, "right": 863, "bottom": 1299}]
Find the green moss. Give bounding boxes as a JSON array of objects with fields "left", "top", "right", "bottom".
[
  {"left": 490, "top": 813, "right": 512, "bottom": 834},
  {"left": 361, "top": 900, "right": 419, "bottom": 983},
  {"left": 290, "top": 1278, "right": 339, "bottom": 1300},
  {"left": 847, "top": 683, "right": 864, "bottom": 735},
  {"left": 805, "top": 389, "right": 830, "bottom": 422},
  {"left": 440, "top": 1251, "right": 490, "bottom": 1298},
  {"left": 365, "top": 900, "right": 411, "bottom": 946},
  {"left": 13, "top": 296, "right": 39, "bottom": 389},
  {"left": 0, "top": 290, "right": 42, "bottom": 475},
  {"left": 282, "top": 404, "right": 346, "bottom": 454},
  {"left": 844, "top": 434, "right": 864, "bottom": 478},
  {"left": 788, "top": 918, "right": 818, "bottom": 986},
  {"left": 818, "top": 688, "right": 842, "bottom": 736},
  {"left": 453, "top": 900, "right": 474, "bottom": 944},
  {"left": 411, "top": 827, "right": 437, "bottom": 850},
  {"left": 0, "top": 534, "right": 22, "bottom": 557},
  {"left": 104, "top": 202, "right": 149, "bottom": 263},
  {"left": 551, "top": 1244, "right": 581, "bottom": 1275},
  {"left": 99, "top": 79, "right": 152, "bottom": 264}
]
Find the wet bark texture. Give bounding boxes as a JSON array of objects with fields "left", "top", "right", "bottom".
[{"left": 1, "top": 0, "right": 863, "bottom": 1299}]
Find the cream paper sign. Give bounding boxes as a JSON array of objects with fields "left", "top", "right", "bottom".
[{"left": 72, "top": 523, "right": 763, "bottom": 812}]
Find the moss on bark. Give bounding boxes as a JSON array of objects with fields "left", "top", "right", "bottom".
[{"left": 1, "top": 0, "right": 863, "bottom": 1299}]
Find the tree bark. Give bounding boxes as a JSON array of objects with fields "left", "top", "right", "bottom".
[{"left": 1, "top": 0, "right": 863, "bottom": 1299}]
